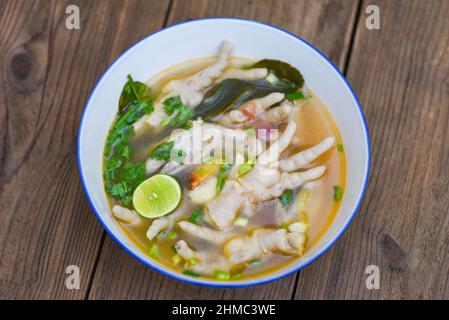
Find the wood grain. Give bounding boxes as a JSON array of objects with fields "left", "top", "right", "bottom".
[
  {"left": 4, "top": 0, "right": 446, "bottom": 300},
  {"left": 294, "top": 0, "right": 449, "bottom": 299},
  {"left": 0, "top": 0, "right": 170, "bottom": 299},
  {"left": 87, "top": 0, "right": 360, "bottom": 300}
]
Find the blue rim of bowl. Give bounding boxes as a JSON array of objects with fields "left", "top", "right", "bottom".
[{"left": 77, "top": 18, "right": 371, "bottom": 288}]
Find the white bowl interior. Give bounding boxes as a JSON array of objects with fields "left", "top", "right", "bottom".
[{"left": 78, "top": 19, "right": 369, "bottom": 286}]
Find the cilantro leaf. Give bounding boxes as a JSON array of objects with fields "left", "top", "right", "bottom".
[
  {"left": 149, "top": 141, "right": 175, "bottom": 161},
  {"left": 162, "top": 96, "right": 194, "bottom": 128},
  {"left": 103, "top": 75, "right": 154, "bottom": 207},
  {"left": 163, "top": 96, "right": 183, "bottom": 115},
  {"left": 119, "top": 75, "right": 152, "bottom": 112}
]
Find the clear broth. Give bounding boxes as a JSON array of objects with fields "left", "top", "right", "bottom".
[{"left": 105, "top": 57, "right": 346, "bottom": 280}]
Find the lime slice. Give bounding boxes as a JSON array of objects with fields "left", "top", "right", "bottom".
[{"left": 132, "top": 174, "right": 181, "bottom": 219}]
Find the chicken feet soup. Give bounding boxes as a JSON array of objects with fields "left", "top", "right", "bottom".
[{"left": 103, "top": 41, "right": 346, "bottom": 281}]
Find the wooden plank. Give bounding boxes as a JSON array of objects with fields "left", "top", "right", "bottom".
[
  {"left": 295, "top": 0, "right": 449, "bottom": 299},
  {"left": 0, "top": 0, "right": 169, "bottom": 299},
  {"left": 88, "top": 0, "right": 360, "bottom": 300}
]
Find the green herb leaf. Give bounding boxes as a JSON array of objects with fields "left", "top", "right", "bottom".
[
  {"left": 214, "top": 271, "right": 231, "bottom": 280},
  {"left": 194, "top": 78, "right": 293, "bottom": 120},
  {"left": 107, "top": 181, "right": 130, "bottom": 198},
  {"left": 333, "top": 186, "right": 343, "bottom": 201},
  {"left": 252, "top": 59, "right": 304, "bottom": 92},
  {"left": 183, "top": 269, "right": 200, "bottom": 277},
  {"left": 192, "top": 61, "right": 303, "bottom": 119},
  {"left": 171, "top": 105, "right": 194, "bottom": 127},
  {"left": 121, "top": 146, "right": 130, "bottom": 159},
  {"left": 103, "top": 76, "right": 154, "bottom": 207},
  {"left": 122, "top": 162, "right": 145, "bottom": 182},
  {"left": 279, "top": 222, "right": 289, "bottom": 230},
  {"left": 188, "top": 209, "right": 203, "bottom": 224},
  {"left": 104, "top": 157, "right": 122, "bottom": 180},
  {"left": 149, "top": 141, "right": 175, "bottom": 161},
  {"left": 216, "top": 163, "right": 232, "bottom": 195},
  {"left": 162, "top": 96, "right": 194, "bottom": 128},
  {"left": 278, "top": 189, "right": 293, "bottom": 207},
  {"left": 238, "top": 161, "right": 254, "bottom": 176},
  {"left": 119, "top": 75, "right": 151, "bottom": 112},
  {"left": 286, "top": 91, "right": 306, "bottom": 101},
  {"left": 337, "top": 144, "right": 344, "bottom": 152}
]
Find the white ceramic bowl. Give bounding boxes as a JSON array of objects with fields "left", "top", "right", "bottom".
[{"left": 78, "top": 18, "right": 370, "bottom": 287}]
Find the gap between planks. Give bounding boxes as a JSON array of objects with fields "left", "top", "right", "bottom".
[
  {"left": 83, "top": 0, "right": 363, "bottom": 300},
  {"left": 82, "top": 0, "right": 175, "bottom": 300},
  {"left": 289, "top": 0, "right": 364, "bottom": 300}
]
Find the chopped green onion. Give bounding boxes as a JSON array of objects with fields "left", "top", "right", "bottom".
[
  {"left": 240, "top": 64, "right": 252, "bottom": 70},
  {"left": 246, "top": 127, "right": 256, "bottom": 136},
  {"left": 167, "top": 231, "right": 177, "bottom": 240},
  {"left": 149, "top": 244, "right": 160, "bottom": 259},
  {"left": 183, "top": 269, "right": 200, "bottom": 277},
  {"left": 337, "top": 144, "right": 344, "bottom": 152},
  {"left": 238, "top": 161, "right": 254, "bottom": 176},
  {"left": 231, "top": 273, "right": 243, "bottom": 279},
  {"left": 296, "top": 188, "right": 312, "bottom": 212},
  {"left": 189, "top": 257, "right": 200, "bottom": 267},
  {"left": 333, "top": 186, "right": 343, "bottom": 201},
  {"left": 279, "top": 222, "right": 289, "bottom": 230},
  {"left": 286, "top": 91, "right": 306, "bottom": 101},
  {"left": 214, "top": 271, "right": 231, "bottom": 280},
  {"left": 278, "top": 189, "right": 293, "bottom": 207},
  {"left": 171, "top": 254, "right": 183, "bottom": 265},
  {"left": 195, "top": 167, "right": 205, "bottom": 174},
  {"left": 234, "top": 216, "right": 249, "bottom": 227},
  {"left": 188, "top": 209, "right": 203, "bottom": 224},
  {"left": 121, "top": 146, "right": 130, "bottom": 159},
  {"left": 248, "top": 259, "right": 263, "bottom": 267}
]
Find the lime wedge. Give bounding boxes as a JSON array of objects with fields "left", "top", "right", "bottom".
[{"left": 132, "top": 174, "right": 181, "bottom": 219}]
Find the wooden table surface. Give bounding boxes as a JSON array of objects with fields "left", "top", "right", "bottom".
[{"left": 1, "top": 0, "right": 448, "bottom": 300}]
